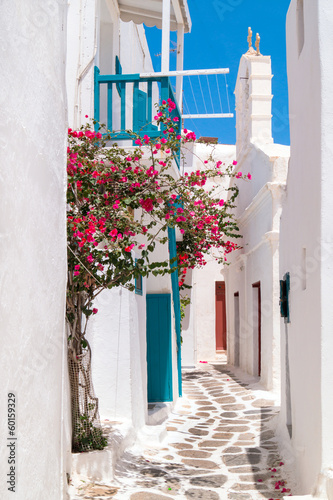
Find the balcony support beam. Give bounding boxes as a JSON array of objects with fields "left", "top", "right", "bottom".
[
  {"left": 176, "top": 23, "right": 184, "bottom": 111},
  {"left": 162, "top": 0, "right": 171, "bottom": 73}
]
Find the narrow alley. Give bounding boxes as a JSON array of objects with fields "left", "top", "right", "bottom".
[{"left": 72, "top": 360, "right": 294, "bottom": 500}]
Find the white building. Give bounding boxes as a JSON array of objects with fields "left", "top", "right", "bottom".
[
  {"left": 278, "top": 1, "right": 333, "bottom": 497},
  {"left": 223, "top": 41, "right": 289, "bottom": 394},
  {"left": 0, "top": 2, "right": 70, "bottom": 499},
  {"left": 66, "top": 0, "right": 191, "bottom": 448}
]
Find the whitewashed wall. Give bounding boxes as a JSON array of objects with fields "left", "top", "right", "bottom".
[
  {"left": 278, "top": 1, "right": 333, "bottom": 496},
  {"left": 0, "top": 1, "right": 69, "bottom": 499},
  {"left": 181, "top": 143, "right": 236, "bottom": 365},
  {"left": 224, "top": 50, "right": 289, "bottom": 394},
  {"left": 87, "top": 273, "right": 147, "bottom": 430}
]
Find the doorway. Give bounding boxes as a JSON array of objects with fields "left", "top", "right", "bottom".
[
  {"left": 215, "top": 281, "right": 227, "bottom": 350},
  {"left": 252, "top": 282, "right": 261, "bottom": 377},
  {"left": 146, "top": 294, "right": 173, "bottom": 402},
  {"left": 234, "top": 292, "right": 240, "bottom": 366}
]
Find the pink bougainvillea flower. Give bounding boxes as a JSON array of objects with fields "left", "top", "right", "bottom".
[
  {"left": 236, "top": 172, "right": 242, "bottom": 179},
  {"left": 199, "top": 361, "right": 207, "bottom": 363},
  {"left": 218, "top": 199, "right": 224, "bottom": 207},
  {"left": 134, "top": 139, "right": 142, "bottom": 146},
  {"left": 140, "top": 198, "right": 154, "bottom": 212},
  {"left": 233, "top": 160, "right": 238, "bottom": 165},
  {"left": 74, "top": 264, "right": 80, "bottom": 270},
  {"left": 124, "top": 244, "right": 135, "bottom": 252},
  {"left": 279, "top": 462, "right": 284, "bottom": 466},
  {"left": 74, "top": 271, "right": 80, "bottom": 276},
  {"left": 87, "top": 255, "right": 94, "bottom": 263},
  {"left": 92, "top": 308, "right": 98, "bottom": 314}
]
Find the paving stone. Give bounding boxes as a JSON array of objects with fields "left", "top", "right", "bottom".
[
  {"left": 196, "top": 406, "right": 216, "bottom": 411},
  {"left": 261, "top": 430, "right": 275, "bottom": 440},
  {"left": 189, "top": 474, "right": 228, "bottom": 487},
  {"left": 177, "top": 468, "right": 211, "bottom": 476},
  {"left": 178, "top": 450, "right": 212, "bottom": 459},
  {"left": 181, "top": 459, "right": 219, "bottom": 469},
  {"left": 228, "top": 493, "right": 252, "bottom": 499},
  {"left": 223, "top": 453, "right": 262, "bottom": 466},
  {"left": 220, "top": 412, "right": 237, "bottom": 418},
  {"left": 229, "top": 483, "right": 266, "bottom": 491},
  {"left": 82, "top": 484, "right": 119, "bottom": 497},
  {"left": 185, "top": 488, "right": 219, "bottom": 499},
  {"left": 211, "top": 432, "right": 233, "bottom": 440},
  {"left": 242, "top": 395, "right": 255, "bottom": 401},
  {"left": 239, "top": 432, "right": 255, "bottom": 440},
  {"left": 166, "top": 427, "right": 177, "bottom": 431},
  {"left": 170, "top": 443, "right": 193, "bottom": 450},
  {"left": 214, "top": 396, "right": 236, "bottom": 404},
  {"left": 130, "top": 493, "right": 173, "bottom": 500},
  {"left": 189, "top": 428, "right": 210, "bottom": 436},
  {"left": 229, "top": 466, "right": 260, "bottom": 473},
  {"left": 234, "top": 441, "right": 256, "bottom": 446},
  {"left": 198, "top": 440, "right": 228, "bottom": 448},
  {"left": 141, "top": 468, "right": 168, "bottom": 477},
  {"left": 220, "top": 403, "right": 246, "bottom": 411},
  {"left": 195, "top": 412, "right": 211, "bottom": 417},
  {"left": 214, "top": 425, "right": 250, "bottom": 433},
  {"left": 218, "top": 419, "right": 250, "bottom": 425},
  {"left": 252, "top": 399, "right": 275, "bottom": 408},
  {"left": 136, "top": 480, "right": 160, "bottom": 489},
  {"left": 224, "top": 446, "right": 243, "bottom": 454}
]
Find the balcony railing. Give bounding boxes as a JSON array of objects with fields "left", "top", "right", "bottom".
[{"left": 94, "top": 67, "right": 181, "bottom": 166}]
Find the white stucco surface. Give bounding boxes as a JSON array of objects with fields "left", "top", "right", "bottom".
[
  {"left": 278, "top": 1, "right": 333, "bottom": 496},
  {"left": 0, "top": 1, "right": 69, "bottom": 498},
  {"left": 87, "top": 277, "right": 147, "bottom": 430},
  {"left": 224, "top": 48, "right": 289, "bottom": 396}
]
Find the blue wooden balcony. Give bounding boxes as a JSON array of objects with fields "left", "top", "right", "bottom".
[{"left": 94, "top": 67, "right": 182, "bottom": 165}]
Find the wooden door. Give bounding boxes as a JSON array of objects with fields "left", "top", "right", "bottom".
[
  {"left": 215, "top": 281, "right": 227, "bottom": 350},
  {"left": 146, "top": 294, "right": 173, "bottom": 402},
  {"left": 252, "top": 282, "right": 261, "bottom": 377}
]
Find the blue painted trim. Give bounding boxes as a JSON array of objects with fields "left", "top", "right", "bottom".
[
  {"left": 107, "top": 83, "right": 112, "bottom": 131},
  {"left": 94, "top": 66, "right": 100, "bottom": 133},
  {"left": 120, "top": 82, "right": 126, "bottom": 130},
  {"left": 93, "top": 68, "right": 181, "bottom": 167},
  {"left": 168, "top": 227, "right": 182, "bottom": 397},
  {"left": 115, "top": 55, "right": 122, "bottom": 97}
]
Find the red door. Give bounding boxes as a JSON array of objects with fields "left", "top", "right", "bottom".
[{"left": 216, "top": 282, "right": 227, "bottom": 350}]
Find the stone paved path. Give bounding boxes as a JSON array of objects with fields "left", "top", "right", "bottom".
[{"left": 73, "top": 362, "right": 294, "bottom": 499}]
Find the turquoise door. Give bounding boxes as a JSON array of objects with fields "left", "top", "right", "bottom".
[{"left": 146, "top": 294, "right": 173, "bottom": 402}]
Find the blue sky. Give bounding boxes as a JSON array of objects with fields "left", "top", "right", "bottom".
[{"left": 145, "top": 0, "right": 291, "bottom": 145}]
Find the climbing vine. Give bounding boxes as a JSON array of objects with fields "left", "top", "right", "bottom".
[{"left": 66, "top": 100, "right": 247, "bottom": 451}]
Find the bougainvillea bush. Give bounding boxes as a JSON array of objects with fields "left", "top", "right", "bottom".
[{"left": 66, "top": 99, "right": 246, "bottom": 450}]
